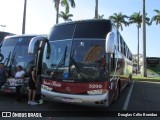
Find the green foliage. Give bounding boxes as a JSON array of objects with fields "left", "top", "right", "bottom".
[
  {"left": 59, "top": 10, "right": 73, "bottom": 21},
  {"left": 109, "top": 12, "right": 129, "bottom": 31},
  {"left": 132, "top": 75, "right": 160, "bottom": 80},
  {"left": 151, "top": 9, "right": 160, "bottom": 25},
  {"left": 129, "top": 12, "right": 151, "bottom": 27},
  {"left": 53, "top": 0, "right": 75, "bottom": 23}
]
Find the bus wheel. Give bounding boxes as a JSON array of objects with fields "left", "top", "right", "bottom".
[{"left": 114, "top": 83, "right": 120, "bottom": 102}]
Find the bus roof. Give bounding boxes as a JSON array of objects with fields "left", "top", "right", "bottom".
[
  {"left": 49, "top": 19, "right": 112, "bottom": 40},
  {"left": 0, "top": 31, "right": 15, "bottom": 42},
  {"left": 53, "top": 19, "right": 111, "bottom": 27},
  {"left": 4, "top": 34, "right": 48, "bottom": 39}
]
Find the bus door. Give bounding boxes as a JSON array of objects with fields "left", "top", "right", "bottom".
[{"left": 107, "top": 50, "right": 118, "bottom": 102}]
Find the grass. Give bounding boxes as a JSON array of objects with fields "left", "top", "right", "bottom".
[
  {"left": 132, "top": 68, "right": 160, "bottom": 81},
  {"left": 132, "top": 75, "right": 160, "bottom": 81}
]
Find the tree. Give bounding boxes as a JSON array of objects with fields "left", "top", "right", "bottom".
[
  {"left": 59, "top": 10, "right": 73, "bottom": 21},
  {"left": 142, "top": 0, "right": 147, "bottom": 77},
  {"left": 98, "top": 14, "right": 104, "bottom": 19},
  {"left": 22, "top": 0, "right": 27, "bottom": 34},
  {"left": 53, "top": 0, "right": 75, "bottom": 24},
  {"left": 129, "top": 12, "right": 150, "bottom": 72},
  {"left": 95, "top": 0, "right": 98, "bottom": 19},
  {"left": 151, "top": 9, "right": 160, "bottom": 25},
  {"left": 93, "top": 14, "right": 104, "bottom": 19},
  {"left": 109, "top": 12, "right": 128, "bottom": 31}
]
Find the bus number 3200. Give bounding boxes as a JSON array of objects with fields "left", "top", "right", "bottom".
[{"left": 89, "top": 84, "right": 102, "bottom": 89}]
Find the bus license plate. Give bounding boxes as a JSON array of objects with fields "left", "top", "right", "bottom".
[{"left": 4, "top": 89, "right": 12, "bottom": 93}]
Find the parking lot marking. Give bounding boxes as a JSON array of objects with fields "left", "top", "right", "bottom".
[{"left": 123, "top": 80, "right": 135, "bottom": 110}]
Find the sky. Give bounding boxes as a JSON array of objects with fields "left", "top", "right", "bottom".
[{"left": 0, "top": 0, "right": 160, "bottom": 57}]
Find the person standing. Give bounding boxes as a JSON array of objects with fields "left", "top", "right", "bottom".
[
  {"left": 28, "top": 66, "right": 38, "bottom": 105},
  {"left": 15, "top": 65, "right": 25, "bottom": 102},
  {"left": 0, "top": 63, "right": 8, "bottom": 89}
]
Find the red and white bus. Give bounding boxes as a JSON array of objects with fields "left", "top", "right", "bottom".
[{"left": 29, "top": 19, "right": 132, "bottom": 106}]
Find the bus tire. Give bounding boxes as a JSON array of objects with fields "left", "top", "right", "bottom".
[
  {"left": 20, "top": 86, "right": 28, "bottom": 95},
  {"left": 113, "top": 82, "right": 120, "bottom": 102}
]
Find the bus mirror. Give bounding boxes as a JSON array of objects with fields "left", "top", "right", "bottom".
[
  {"left": 0, "top": 53, "right": 4, "bottom": 62},
  {"left": 28, "top": 36, "right": 48, "bottom": 54},
  {"left": 46, "top": 42, "right": 51, "bottom": 59},
  {"left": 106, "top": 32, "right": 114, "bottom": 53}
]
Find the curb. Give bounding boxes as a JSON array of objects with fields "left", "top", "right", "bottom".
[{"left": 133, "top": 79, "right": 160, "bottom": 82}]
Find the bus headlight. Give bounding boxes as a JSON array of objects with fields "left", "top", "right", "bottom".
[
  {"left": 87, "top": 89, "right": 108, "bottom": 95},
  {"left": 42, "top": 85, "right": 52, "bottom": 91}
]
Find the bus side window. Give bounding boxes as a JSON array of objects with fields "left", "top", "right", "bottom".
[
  {"left": 110, "top": 53, "right": 115, "bottom": 71},
  {"left": 111, "top": 48, "right": 117, "bottom": 71}
]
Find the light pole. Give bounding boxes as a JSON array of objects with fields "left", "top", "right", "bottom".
[
  {"left": 22, "top": 0, "right": 27, "bottom": 34},
  {"left": 0, "top": 25, "right": 6, "bottom": 31},
  {"left": 142, "top": 0, "right": 147, "bottom": 77}
]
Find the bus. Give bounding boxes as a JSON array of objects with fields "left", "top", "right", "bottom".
[
  {"left": 0, "top": 34, "right": 47, "bottom": 94},
  {"left": 0, "top": 31, "right": 15, "bottom": 43},
  {"left": 28, "top": 19, "right": 133, "bottom": 106}
]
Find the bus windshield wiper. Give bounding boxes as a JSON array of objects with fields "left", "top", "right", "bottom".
[
  {"left": 4, "top": 52, "right": 11, "bottom": 66},
  {"left": 11, "top": 52, "right": 16, "bottom": 64},
  {"left": 51, "top": 46, "right": 68, "bottom": 78},
  {"left": 70, "top": 57, "right": 86, "bottom": 80}
]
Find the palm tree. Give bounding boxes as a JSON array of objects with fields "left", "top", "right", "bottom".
[
  {"left": 59, "top": 10, "right": 73, "bottom": 21},
  {"left": 98, "top": 14, "right": 104, "bottom": 19},
  {"left": 151, "top": 9, "right": 160, "bottom": 25},
  {"left": 93, "top": 14, "right": 104, "bottom": 19},
  {"left": 109, "top": 12, "right": 128, "bottom": 31},
  {"left": 142, "top": 0, "right": 147, "bottom": 77},
  {"left": 95, "top": 0, "right": 98, "bottom": 19},
  {"left": 22, "top": 0, "right": 27, "bottom": 34},
  {"left": 53, "top": 0, "right": 60, "bottom": 24},
  {"left": 129, "top": 12, "right": 150, "bottom": 72},
  {"left": 53, "top": 0, "right": 75, "bottom": 24}
]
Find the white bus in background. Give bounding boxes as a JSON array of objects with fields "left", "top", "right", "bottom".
[
  {"left": 0, "top": 34, "right": 47, "bottom": 94},
  {"left": 0, "top": 31, "right": 15, "bottom": 43}
]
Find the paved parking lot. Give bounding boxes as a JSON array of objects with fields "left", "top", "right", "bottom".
[{"left": 0, "top": 80, "right": 160, "bottom": 120}]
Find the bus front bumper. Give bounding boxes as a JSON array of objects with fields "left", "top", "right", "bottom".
[
  {"left": 1, "top": 86, "right": 16, "bottom": 93},
  {"left": 41, "top": 89, "right": 110, "bottom": 107}
]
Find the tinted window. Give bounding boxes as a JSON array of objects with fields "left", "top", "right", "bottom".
[
  {"left": 69, "top": 40, "right": 107, "bottom": 81},
  {"left": 120, "top": 36, "right": 123, "bottom": 53},
  {"left": 2, "top": 38, "right": 17, "bottom": 46},
  {"left": 3, "top": 36, "right": 33, "bottom": 46},
  {"left": 0, "top": 32, "right": 14, "bottom": 43},
  {"left": 1, "top": 36, "right": 36, "bottom": 69},
  {"left": 42, "top": 40, "right": 72, "bottom": 79},
  {"left": 49, "top": 20, "right": 112, "bottom": 41},
  {"left": 117, "top": 32, "right": 120, "bottom": 51},
  {"left": 74, "top": 21, "right": 111, "bottom": 39},
  {"left": 124, "top": 42, "right": 126, "bottom": 56},
  {"left": 49, "top": 24, "right": 75, "bottom": 41}
]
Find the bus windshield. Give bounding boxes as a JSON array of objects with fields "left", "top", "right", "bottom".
[
  {"left": 42, "top": 40, "right": 71, "bottom": 79},
  {"left": 1, "top": 37, "right": 36, "bottom": 71},
  {"left": 42, "top": 40, "right": 108, "bottom": 82}
]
